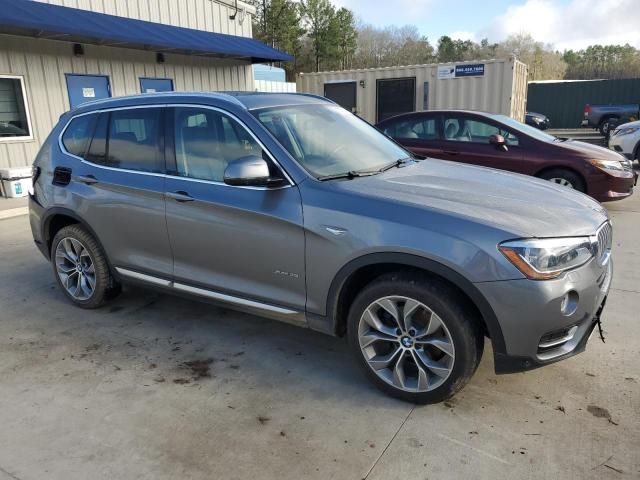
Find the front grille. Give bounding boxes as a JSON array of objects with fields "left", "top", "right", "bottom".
[{"left": 595, "top": 222, "right": 612, "bottom": 264}]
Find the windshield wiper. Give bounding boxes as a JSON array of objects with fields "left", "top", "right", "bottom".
[
  {"left": 318, "top": 157, "right": 416, "bottom": 181},
  {"left": 318, "top": 170, "right": 381, "bottom": 181},
  {"left": 379, "top": 157, "right": 415, "bottom": 172}
]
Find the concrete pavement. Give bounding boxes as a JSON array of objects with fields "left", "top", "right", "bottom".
[{"left": 0, "top": 194, "right": 638, "bottom": 479}]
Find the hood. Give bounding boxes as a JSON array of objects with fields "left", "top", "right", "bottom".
[
  {"left": 555, "top": 139, "right": 625, "bottom": 160},
  {"left": 336, "top": 159, "right": 607, "bottom": 238}
]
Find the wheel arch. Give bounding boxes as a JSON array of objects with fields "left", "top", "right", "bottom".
[
  {"left": 325, "top": 252, "right": 507, "bottom": 356},
  {"left": 41, "top": 208, "right": 114, "bottom": 275}
]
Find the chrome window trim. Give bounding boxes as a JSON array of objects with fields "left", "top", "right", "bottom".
[{"left": 57, "top": 103, "right": 295, "bottom": 190}]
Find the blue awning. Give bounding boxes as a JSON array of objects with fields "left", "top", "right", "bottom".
[{"left": 0, "top": 0, "right": 292, "bottom": 63}]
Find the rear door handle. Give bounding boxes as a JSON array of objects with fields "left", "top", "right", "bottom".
[
  {"left": 74, "top": 174, "right": 98, "bottom": 185},
  {"left": 166, "top": 191, "right": 194, "bottom": 202}
]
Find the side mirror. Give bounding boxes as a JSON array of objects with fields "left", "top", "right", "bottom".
[
  {"left": 489, "top": 134, "right": 508, "bottom": 151},
  {"left": 223, "top": 155, "right": 285, "bottom": 188}
]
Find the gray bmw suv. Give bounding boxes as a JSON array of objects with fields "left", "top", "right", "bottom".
[{"left": 29, "top": 92, "right": 612, "bottom": 403}]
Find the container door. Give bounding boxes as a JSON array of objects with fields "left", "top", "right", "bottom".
[
  {"left": 140, "top": 78, "right": 174, "bottom": 94},
  {"left": 65, "top": 74, "right": 111, "bottom": 109},
  {"left": 376, "top": 77, "right": 416, "bottom": 122},
  {"left": 324, "top": 82, "right": 357, "bottom": 113}
]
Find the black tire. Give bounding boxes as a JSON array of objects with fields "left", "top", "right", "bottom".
[
  {"left": 539, "top": 168, "right": 586, "bottom": 192},
  {"left": 51, "top": 224, "right": 119, "bottom": 308},
  {"left": 599, "top": 118, "right": 617, "bottom": 136},
  {"left": 347, "top": 272, "right": 484, "bottom": 404}
]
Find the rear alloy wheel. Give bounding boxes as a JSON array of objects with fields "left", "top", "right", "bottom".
[
  {"left": 347, "top": 273, "right": 483, "bottom": 404},
  {"left": 539, "top": 168, "right": 585, "bottom": 192},
  {"left": 51, "top": 225, "right": 119, "bottom": 308}
]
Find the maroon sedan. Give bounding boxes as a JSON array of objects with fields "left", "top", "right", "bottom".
[{"left": 376, "top": 110, "right": 637, "bottom": 202}]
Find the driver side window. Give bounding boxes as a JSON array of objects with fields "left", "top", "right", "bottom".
[
  {"left": 443, "top": 116, "right": 519, "bottom": 146},
  {"left": 173, "top": 107, "right": 264, "bottom": 182}
]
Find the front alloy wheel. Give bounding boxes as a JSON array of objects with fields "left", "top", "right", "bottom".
[
  {"left": 358, "top": 296, "right": 455, "bottom": 392},
  {"left": 347, "top": 273, "right": 483, "bottom": 404}
]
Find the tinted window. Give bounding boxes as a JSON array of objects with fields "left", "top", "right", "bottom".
[
  {"left": 62, "top": 114, "right": 97, "bottom": 157},
  {"left": 105, "top": 109, "right": 163, "bottom": 172},
  {"left": 443, "top": 116, "right": 519, "bottom": 146},
  {"left": 383, "top": 117, "right": 438, "bottom": 140},
  {"left": 173, "top": 107, "right": 263, "bottom": 182},
  {"left": 86, "top": 112, "right": 108, "bottom": 164}
]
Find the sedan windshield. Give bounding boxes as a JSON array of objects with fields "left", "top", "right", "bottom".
[
  {"left": 491, "top": 114, "right": 557, "bottom": 143},
  {"left": 252, "top": 104, "right": 410, "bottom": 178}
]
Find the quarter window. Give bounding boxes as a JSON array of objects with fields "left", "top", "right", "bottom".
[
  {"left": 0, "top": 76, "right": 32, "bottom": 139},
  {"left": 62, "top": 114, "right": 97, "bottom": 157},
  {"left": 173, "top": 107, "right": 264, "bottom": 182}
]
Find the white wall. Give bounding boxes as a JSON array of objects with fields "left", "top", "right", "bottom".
[
  {"left": 0, "top": 0, "right": 258, "bottom": 169},
  {"left": 35, "top": 0, "right": 255, "bottom": 38},
  {"left": 255, "top": 80, "right": 296, "bottom": 93},
  {"left": 0, "top": 36, "right": 253, "bottom": 169}
]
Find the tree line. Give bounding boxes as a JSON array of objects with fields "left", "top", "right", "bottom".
[{"left": 247, "top": 0, "right": 640, "bottom": 81}]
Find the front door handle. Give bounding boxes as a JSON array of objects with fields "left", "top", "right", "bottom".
[
  {"left": 74, "top": 174, "right": 98, "bottom": 185},
  {"left": 166, "top": 191, "right": 194, "bottom": 202}
]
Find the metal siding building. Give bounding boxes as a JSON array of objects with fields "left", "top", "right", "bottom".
[
  {"left": 297, "top": 58, "right": 528, "bottom": 124},
  {"left": 0, "top": 0, "right": 289, "bottom": 170},
  {"left": 527, "top": 78, "right": 640, "bottom": 128}
]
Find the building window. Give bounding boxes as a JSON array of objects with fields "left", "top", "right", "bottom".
[{"left": 0, "top": 75, "right": 32, "bottom": 140}]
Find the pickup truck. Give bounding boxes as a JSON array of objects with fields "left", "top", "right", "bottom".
[{"left": 582, "top": 103, "right": 640, "bottom": 135}]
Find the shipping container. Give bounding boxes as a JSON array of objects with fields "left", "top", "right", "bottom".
[{"left": 297, "top": 57, "right": 528, "bottom": 124}]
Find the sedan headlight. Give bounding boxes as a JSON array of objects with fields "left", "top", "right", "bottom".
[
  {"left": 616, "top": 127, "right": 639, "bottom": 136},
  {"left": 499, "top": 237, "right": 594, "bottom": 280},
  {"left": 591, "top": 158, "right": 626, "bottom": 172}
]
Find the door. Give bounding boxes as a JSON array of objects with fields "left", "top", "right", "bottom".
[
  {"left": 164, "top": 106, "right": 306, "bottom": 312},
  {"left": 376, "top": 77, "right": 416, "bottom": 122},
  {"left": 324, "top": 82, "right": 357, "bottom": 113},
  {"left": 140, "top": 78, "right": 174, "bottom": 94},
  {"left": 65, "top": 107, "right": 173, "bottom": 278},
  {"left": 438, "top": 114, "right": 523, "bottom": 171},
  {"left": 65, "top": 74, "right": 111, "bottom": 108}
]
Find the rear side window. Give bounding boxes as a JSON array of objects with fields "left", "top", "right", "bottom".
[
  {"left": 62, "top": 114, "right": 97, "bottom": 157},
  {"left": 383, "top": 117, "right": 438, "bottom": 140},
  {"left": 107, "top": 109, "right": 163, "bottom": 172}
]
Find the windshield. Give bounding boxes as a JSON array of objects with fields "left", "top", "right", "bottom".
[
  {"left": 252, "top": 104, "right": 410, "bottom": 178},
  {"left": 491, "top": 114, "right": 558, "bottom": 143}
]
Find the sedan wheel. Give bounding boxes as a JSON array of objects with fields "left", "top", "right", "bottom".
[
  {"left": 358, "top": 296, "right": 455, "bottom": 392},
  {"left": 548, "top": 177, "right": 574, "bottom": 188}
]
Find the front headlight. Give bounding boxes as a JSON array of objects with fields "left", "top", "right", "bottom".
[
  {"left": 499, "top": 237, "right": 594, "bottom": 280},
  {"left": 616, "top": 127, "right": 639, "bottom": 136},
  {"left": 591, "top": 158, "right": 626, "bottom": 172}
]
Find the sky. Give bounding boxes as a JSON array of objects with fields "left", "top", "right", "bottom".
[{"left": 330, "top": 0, "right": 640, "bottom": 51}]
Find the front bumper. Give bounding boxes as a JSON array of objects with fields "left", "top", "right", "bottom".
[{"left": 476, "top": 256, "right": 612, "bottom": 374}]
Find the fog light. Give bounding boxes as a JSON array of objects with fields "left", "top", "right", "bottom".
[{"left": 560, "top": 290, "right": 579, "bottom": 316}]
